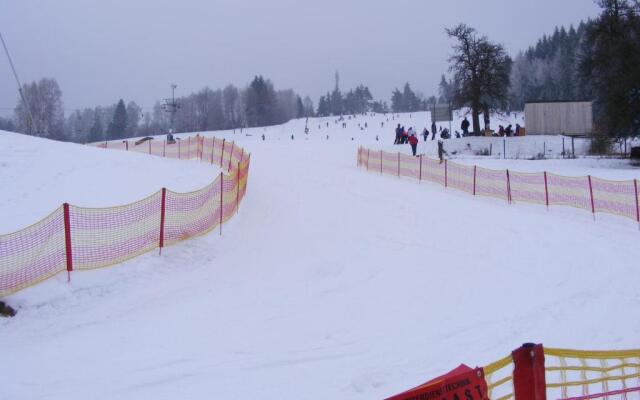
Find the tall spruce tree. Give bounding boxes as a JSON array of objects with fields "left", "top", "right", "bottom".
[{"left": 580, "top": 0, "right": 640, "bottom": 139}]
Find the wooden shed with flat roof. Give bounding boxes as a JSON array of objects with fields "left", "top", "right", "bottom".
[{"left": 524, "top": 101, "right": 593, "bottom": 136}]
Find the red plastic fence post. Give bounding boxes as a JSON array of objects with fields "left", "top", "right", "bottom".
[
  {"left": 159, "top": 188, "right": 166, "bottom": 255},
  {"left": 148, "top": 139, "right": 151, "bottom": 155},
  {"left": 380, "top": 150, "right": 383, "bottom": 175},
  {"left": 63, "top": 203, "right": 73, "bottom": 282},
  {"left": 228, "top": 142, "right": 235, "bottom": 171},
  {"left": 506, "top": 169, "right": 512, "bottom": 204},
  {"left": 419, "top": 155, "right": 423, "bottom": 182},
  {"left": 512, "top": 343, "right": 547, "bottom": 400},
  {"left": 163, "top": 139, "right": 166, "bottom": 157},
  {"left": 200, "top": 136, "right": 204, "bottom": 161},
  {"left": 178, "top": 139, "right": 181, "bottom": 160},
  {"left": 188, "top": 136, "right": 191, "bottom": 159},
  {"left": 125, "top": 141, "right": 128, "bottom": 151},
  {"left": 236, "top": 161, "right": 240, "bottom": 214},
  {"left": 588, "top": 175, "right": 595, "bottom": 220},
  {"left": 444, "top": 159, "right": 448, "bottom": 188},
  {"left": 220, "top": 139, "right": 226, "bottom": 167},
  {"left": 544, "top": 172, "right": 549, "bottom": 210},
  {"left": 473, "top": 165, "right": 477, "bottom": 196},
  {"left": 219, "top": 172, "right": 224, "bottom": 235},
  {"left": 635, "top": 179, "right": 639, "bottom": 229},
  {"left": 397, "top": 152, "right": 400, "bottom": 177}
]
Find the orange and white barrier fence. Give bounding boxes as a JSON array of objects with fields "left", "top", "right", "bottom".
[
  {"left": 387, "top": 344, "right": 640, "bottom": 400},
  {"left": 0, "top": 135, "right": 250, "bottom": 298},
  {"left": 358, "top": 147, "right": 640, "bottom": 226}
]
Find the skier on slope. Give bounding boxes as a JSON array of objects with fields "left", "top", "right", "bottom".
[
  {"left": 408, "top": 132, "right": 419, "bottom": 156},
  {"left": 394, "top": 124, "right": 402, "bottom": 144}
]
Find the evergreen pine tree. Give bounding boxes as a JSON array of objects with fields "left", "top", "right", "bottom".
[{"left": 107, "top": 99, "right": 127, "bottom": 140}]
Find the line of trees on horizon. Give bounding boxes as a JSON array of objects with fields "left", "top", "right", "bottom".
[{"left": 2, "top": 0, "right": 637, "bottom": 145}]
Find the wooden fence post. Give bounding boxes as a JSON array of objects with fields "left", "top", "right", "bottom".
[
  {"left": 228, "top": 142, "right": 235, "bottom": 171},
  {"left": 220, "top": 139, "right": 226, "bottom": 167},
  {"left": 544, "top": 172, "right": 549, "bottom": 210},
  {"left": 366, "top": 149, "right": 370, "bottom": 171},
  {"left": 473, "top": 165, "right": 477, "bottom": 196},
  {"left": 444, "top": 159, "right": 448, "bottom": 188}
]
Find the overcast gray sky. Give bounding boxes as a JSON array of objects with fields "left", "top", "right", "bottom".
[{"left": 1, "top": 0, "right": 601, "bottom": 116}]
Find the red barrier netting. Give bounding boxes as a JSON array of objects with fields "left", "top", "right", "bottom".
[
  {"left": 546, "top": 173, "right": 592, "bottom": 212},
  {"left": 422, "top": 157, "right": 446, "bottom": 186},
  {"left": 0, "top": 207, "right": 67, "bottom": 295},
  {"left": 399, "top": 154, "right": 420, "bottom": 180},
  {"left": 447, "top": 161, "right": 475, "bottom": 194},
  {"left": 69, "top": 192, "right": 163, "bottom": 270},
  {"left": 509, "top": 171, "right": 547, "bottom": 205},
  {"left": 0, "top": 135, "right": 250, "bottom": 297},
  {"left": 358, "top": 148, "right": 640, "bottom": 226}
]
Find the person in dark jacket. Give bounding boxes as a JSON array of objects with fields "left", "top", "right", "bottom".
[
  {"left": 408, "top": 133, "right": 419, "bottom": 156},
  {"left": 422, "top": 128, "right": 429, "bottom": 142},
  {"left": 431, "top": 121, "right": 437, "bottom": 140},
  {"left": 394, "top": 124, "right": 401, "bottom": 144},
  {"left": 505, "top": 124, "right": 513, "bottom": 137},
  {"left": 461, "top": 117, "right": 470, "bottom": 136},
  {"left": 437, "top": 140, "right": 446, "bottom": 163}
]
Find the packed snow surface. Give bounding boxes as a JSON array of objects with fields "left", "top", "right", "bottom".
[{"left": 2, "top": 114, "right": 640, "bottom": 400}]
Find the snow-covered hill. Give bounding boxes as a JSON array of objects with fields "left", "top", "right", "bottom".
[{"left": 2, "top": 117, "right": 640, "bottom": 400}]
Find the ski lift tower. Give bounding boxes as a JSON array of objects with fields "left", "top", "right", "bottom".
[{"left": 162, "top": 84, "right": 180, "bottom": 134}]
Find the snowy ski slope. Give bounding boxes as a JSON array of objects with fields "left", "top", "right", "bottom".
[{"left": 1, "top": 113, "right": 640, "bottom": 400}]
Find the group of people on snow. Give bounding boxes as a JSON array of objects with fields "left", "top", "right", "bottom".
[
  {"left": 394, "top": 124, "right": 420, "bottom": 156},
  {"left": 393, "top": 123, "right": 447, "bottom": 161}
]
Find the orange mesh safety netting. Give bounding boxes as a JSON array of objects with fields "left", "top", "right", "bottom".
[
  {"left": 357, "top": 146, "right": 640, "bottom": 226},
  {"left": 0, "top": 135, "right": 250, "bottom": 297}
]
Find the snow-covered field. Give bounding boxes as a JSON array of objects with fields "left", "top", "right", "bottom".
[{"left": 2, "top": 113, "right": 640, "bottom": 400}]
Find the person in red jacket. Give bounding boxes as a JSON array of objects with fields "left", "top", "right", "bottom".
[{"left": 408, "top": 133, "right": 419, "bottom": 156}]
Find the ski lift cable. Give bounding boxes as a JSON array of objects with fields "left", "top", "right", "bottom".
[{"left": 0, "top": 31, "right": 34, "bottom": 131}]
